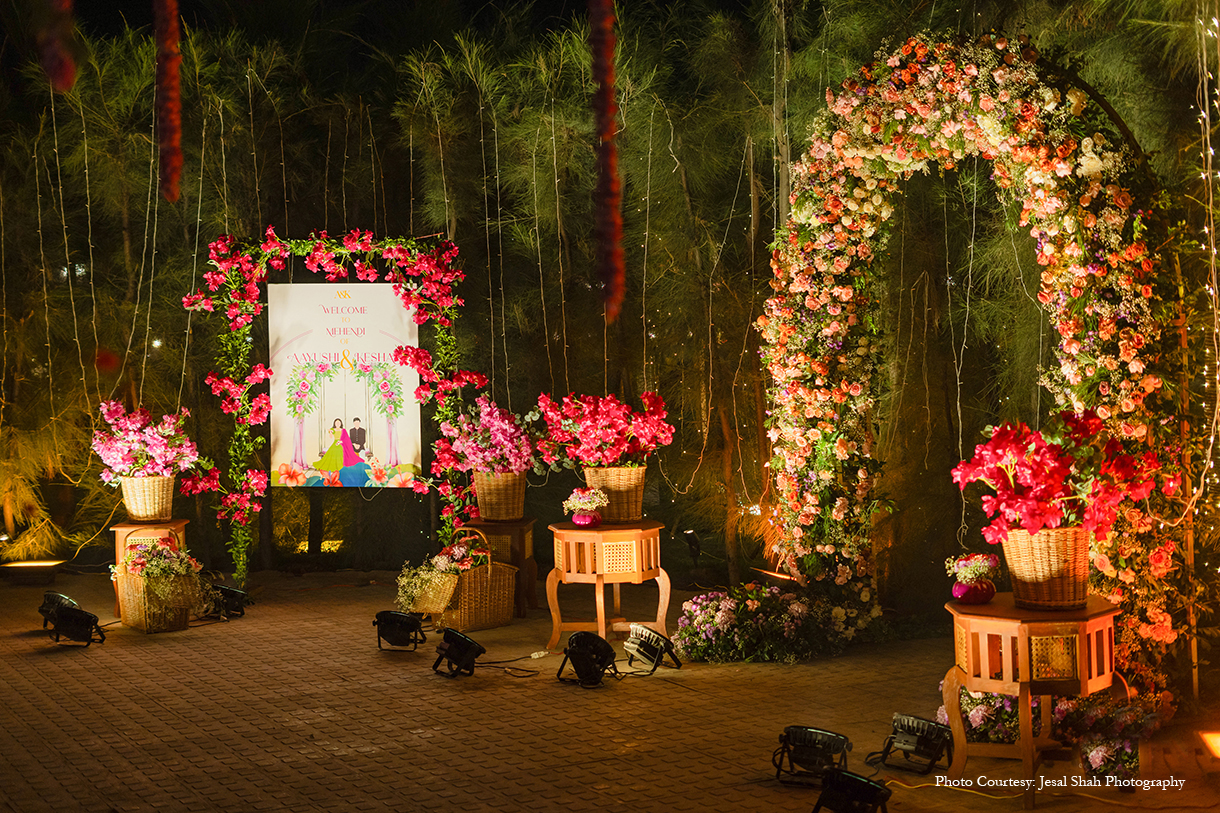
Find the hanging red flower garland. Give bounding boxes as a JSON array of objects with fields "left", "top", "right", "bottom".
[
  {"left": 154, "top": 0, "right": 182, "bottom": 202},
  {"left": 36, "top": 0, "right": 77, "bottom": 93},
  {"left": 589, "top": 0, "right": 625, "bottom": 323}
]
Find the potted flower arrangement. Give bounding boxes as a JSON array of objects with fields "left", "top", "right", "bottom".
[
  {"left": 434, "top": 395, "right": 545, "bottom": 521},
  {"left": 396, "top": 528, "right": 516, "bottom": 631},
  {"left": 111, "top": 534, "right": 204, "bottom": 633},
  {"left": 92, "top": 401, "right": 213, "bottom": 521},
  {"left": 945, "top": 553, "right": 1000, "bottom": 605},
  {"left": 562, "top": 487, "right": 609, "bottom": 528},
  {"left": 951, "top": 409, "right": 1169, "bottom": 609},
  {"left": 536, "top": 391, "right": 674, "bottom": 522}
]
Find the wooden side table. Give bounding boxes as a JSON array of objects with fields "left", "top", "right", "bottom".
[
  {"left": 942, "top": 593, "right": 1122, "bottom": 809},
  {"left": 111, "top": 520, "right": 189, "bottom": 620},
  {"left": 465, "top": 517, "right": 538, "bottom": 618},
  {"left": 545, "top": 520, "right": 670, "bottom": 649}
]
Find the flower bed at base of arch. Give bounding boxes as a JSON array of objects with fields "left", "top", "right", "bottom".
[{"left": 757, "top": 33, "right": 1182, "bottom": 673}]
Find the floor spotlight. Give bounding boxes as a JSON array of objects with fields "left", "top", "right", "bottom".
[
  {"left": 623, "top": 623, "right": 681, "bottom": 674},
  {"left": 683, "top": 530, "right": 702, "bottom": 568},
  {"left": 876, "top": 713, "right": 953, "bottom": 774},
  {"left": 212, "top": 584, "right": 249, "bottom": 618},
  {"left": 557, "top": 631, "right": 617, "bottom": 687},
  {"left": 432, "top": 628, "right": 485, "bottom": 677},
  {"left": 39, "top": 592, "right": 78, "bottom": 629},
  {"left": 3, "top": 559, "right": 66, "bottom": 585},
  {"left": 812, "top": 767, "right": 891, "bottom": 813},
  {"left": 772, "top": 726, "right": 851, "bottom": 785},
  {"left": 41, "top": 594, "right": 105, "bottom": 647},
  {"left": 374, "top": 610, "right": 426, "bottom": 651}
]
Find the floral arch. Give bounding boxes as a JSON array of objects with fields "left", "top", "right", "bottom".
[{"left": 758, "top": 33, "right": 1180, "bottom": 671}]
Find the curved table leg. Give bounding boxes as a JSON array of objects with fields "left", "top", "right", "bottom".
[
  {"left": 654, "top": 568, "right": 671, "bottom": 636},
  {"left": 546, "top": 568, "right": 562, "bottom": 650},
  {"left": 942, "top": 665, "right": 968, "bottom": 780}
]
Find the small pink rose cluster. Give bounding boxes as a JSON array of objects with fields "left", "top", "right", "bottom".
[
  {"left": 92, "top": 401, "right": 210, "bottom": 483},
  {"left": 536, "top": 391, "right": 674, "bottom": 468},
  {"left": 430, "top": 540, "right": 491, "bottom": 574},
  {"left": 945, "top": 552, "right": 1000, "bottom": 585},
  {"left": 285, "top": 362, "right": 336, "bottom": 420},
  {"left": 563, "top": 487, "right": 609, "bottom": 515},
  {"left": 352, "top": 362, "right": 406, "bottom": 421}
]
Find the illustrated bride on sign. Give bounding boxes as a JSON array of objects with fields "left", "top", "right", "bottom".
[{"left": 314, "top": 418, "right": 361, "bottom": 472}]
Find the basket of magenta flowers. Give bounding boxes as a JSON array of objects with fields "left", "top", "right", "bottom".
[
  {"left": 951, "top": 409, "right": 1172, "bottom": 610},
  {"left": 434, "top": 395, "right": 550, "bottom": 521},
  {"left": 92, "top": 401, "right": 213, "bottom": 521},
  {"left": 536, "top": 391, "right": 674, "bottom": 522}
]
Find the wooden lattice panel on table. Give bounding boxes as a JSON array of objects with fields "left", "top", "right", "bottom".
[
  {"left": 549, "top": 520, "right": 663, "bottom": 585},
  {"left": 1031, "top": 634, "right": 1078, "bottom": 680}
]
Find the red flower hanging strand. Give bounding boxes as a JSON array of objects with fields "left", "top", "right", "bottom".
[
  {"left": 589, "top": 0, "right": 624, "bottom": 324},
  {"left": 154, "top": 0, "right": 182, "bottom": 202}
]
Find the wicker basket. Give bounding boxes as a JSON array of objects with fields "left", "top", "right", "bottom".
[
  {"left": 1001, "top": 527, "right": 1091, "bottom": 610},
  {"left": 117, "top": 567, "right": 197, "bottom": 633},
  {"left": 472, "top": 471, "right": 527, "bottom": 521},
  {"left": 408, "top": 571, "right": 460, "bottom": 615},
  {"left": 435, "top": 558, "right": 518, "bottom": 632},
  {"left": 582, "top": 466, "right": 646, "bottom": 523},
  {"left": 119, "top": 475, "right": 175, "bottom": 522}
]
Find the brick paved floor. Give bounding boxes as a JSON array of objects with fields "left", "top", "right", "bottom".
[{"left": 1, "top": 570, "right": 1216, "bottom": 812}]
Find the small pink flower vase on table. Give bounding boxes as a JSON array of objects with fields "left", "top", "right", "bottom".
[
  {"left": 571, "top": 511, "right": 602, "bottom": 529},
  {"left": 952, "top": 579, "right": 996, "bottom": 605}
]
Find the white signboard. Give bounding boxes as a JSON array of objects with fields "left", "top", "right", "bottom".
[{"left": 268, "top": 283, "right": 422, "bottom": 487}]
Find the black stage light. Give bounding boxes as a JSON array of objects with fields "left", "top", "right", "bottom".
[
  {"left": 432, "top": 628, "right": 485, "bottom": 677},
  {"left": 876, "top": 713, "right": 953, "bottom": 774},
  {"left": 47, "top": 605, "right": 106, "bottom": 646},
  {"left": 623, "top": 623, "right": 681, "bottom": 674},
  {"left": 374, "top": 610, "right": 427, "bottom": 651},
  {"left": 39, "top": 592, "right": 78, "bottom": 629},
  {"left": 212, "top": 584, "right": 249, "bottom": 618},
  {"left": 683, "top": 530, "right": 702, "bottom": 568},
  {"left": 812, "top": 767, "right": 891, "bottom": 813},
  {"left": 557, "top": 631, "right": 617, "bottom": 687},
  {"left": 772, "top": 726, "right": 851, "bottom": 785}
]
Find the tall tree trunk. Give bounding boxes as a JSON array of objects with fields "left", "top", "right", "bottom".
[
  {"left": 719, "top": 405, "right": 741, "bottom": 584},
  {"left": 121, "top": 184, "right": 135, "bottom": 302}
]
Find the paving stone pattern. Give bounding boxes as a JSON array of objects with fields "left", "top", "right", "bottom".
[{"left": 1, "top": 572, "right": 1216, "bottom": 812}]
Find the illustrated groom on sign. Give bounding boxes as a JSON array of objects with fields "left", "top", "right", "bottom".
[{"left": 349, "top": 418, "right": 367, "bottom": 454}]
